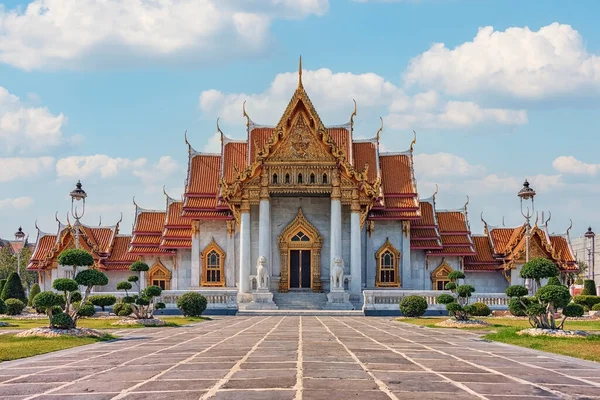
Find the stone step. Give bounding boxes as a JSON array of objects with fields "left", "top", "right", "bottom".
[{"left": 237, "top": 309, "right": 365, "bottom": 317}]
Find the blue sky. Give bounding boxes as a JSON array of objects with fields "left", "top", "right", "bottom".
[{"left": 1, "top": 0, "right": 599, "bottom": 246}]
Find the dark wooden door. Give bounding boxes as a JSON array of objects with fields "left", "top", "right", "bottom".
[
  {"left": 289, "top": 250, "right": 312, "bottom": 289},
  {"left": 290, "top": 250, "right": 300, "bottom": 288}
]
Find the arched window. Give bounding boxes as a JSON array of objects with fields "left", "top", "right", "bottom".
[
  {"left": 298, "top": 173, "right": 303, "bottom": 184},
  {"left": 272, "top": 174, "right": 278, "bottom": 184},
  {"left": 322, "top": 173, "right": 328, "bottom": 184},
  {"left": 146, "top": 261, "right": 172, "bottom": 290},
  {"left": 375, "top": 238, "right": 400, "bottom": 287},
  {"left": 201, "top": 239, "right": 226, "bottom": 287},
  {"left": 291, "top": 231, "right": 310, "bottom": 242},
  {"left": 285, "top": 173, "right": 290, "bottom": 184},
  {"left": 310, "top": 173, "right": 316, "bottom": 184},
  {"left": 431, "top": 260, "right": 453, "bottom": 291}
]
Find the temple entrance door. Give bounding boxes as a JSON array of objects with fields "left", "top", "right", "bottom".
[{"left": 289, "top": 249, "right": 311, "bottom": 289}]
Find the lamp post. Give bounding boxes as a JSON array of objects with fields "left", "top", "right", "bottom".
[
  {"left": 518, "top": 179, "right": 536, "bottom": 292},
  {"left": 14, "top": 227, "right": 26, "bottom": 278},
  {"left": 584, "top": 227, "right": 595, "bottom": 282},
  {"left": 69, "top": 180, "right": 87, "bottom": 249}
]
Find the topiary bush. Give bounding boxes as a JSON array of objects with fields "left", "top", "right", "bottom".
[
  {"left": 546, "top": 276, "right": 562, "bottom": 286},
  {"left": 76, "top": 302, "right": 96, "bottom": 317},
  {"left": 0, "top": 279, "right": 6, "bottom": 295},
  {"left": 592, "top": 303, "right": 600, "bottom": 311},
  {"left": 563, "top": 303, "right": 584, "bottom": 318},
  {"left": 582, "top": 280, "right": 597, "bottom": 296},
  {"left": 117, "top": 280, "right": 163, "bottom": 319},
  {"left": 28, "top": 283, "right": 41, "bottom": 306},
  {"left": 1, "top": 272, "right": 27, "bottom": 304},
  {"left": 51, "top": 313, "right": 74, "bottom": 329},
  {"left": 399, "top": 295, "right": 428, "bottom": 317},
  {"left": 113, "top": 303, "right": 133, "bottom": 317},
  {"left": 33, "top": 291, "right": 65, "bottom": 318},
  {"left": 508, "top": 297, "right": 530, "bottom": 316},
  {"left": 5, "top": 298, "right": 25, "bottom": 315},
  {"left": 573, "top": 295, "right": 600, "bottom": 309},
  {"left": 437, "top": 294, "right": 455, "bottom": 305},
  {"left": 520, "top": 258, "right": 559, "bottom": 293},
  {"left": 89, "top": 294, "right": 117, "bottom": 311},
  {"left": 470, "top": 302, "right": 491, "bottom": 317},
  {"left": 177, "top": 292, "right": 208, "bottom": 317},
  {"left": 0, "top": 298, "right": 5, "bottom": 314},
  {"left": 57, "top": 249, "right": 94, "bottom": 273},
  {"left": 527, "top": 283, "right": 574, "bottom": 329}
]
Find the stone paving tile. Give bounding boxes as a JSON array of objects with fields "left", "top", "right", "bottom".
[{"left": 1, "top": 316, "right": 600, "bottom": 399}]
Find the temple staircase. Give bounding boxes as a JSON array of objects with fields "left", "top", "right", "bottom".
[{"left": 237, "top": 291, "right": 365, "bottom": 316}]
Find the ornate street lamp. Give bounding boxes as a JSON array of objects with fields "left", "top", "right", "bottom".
[
  {"left": 584, "top": 227, "right": 596, "bottom": 282},
  {"left": 69, "top": 180, "right": 87, "bottom": 249},
  {"left": 518, "top": 179, "right": 536, "bottom": 292},
  {"left": 14, "top": 227, "right": 26, "bottom": 278}
]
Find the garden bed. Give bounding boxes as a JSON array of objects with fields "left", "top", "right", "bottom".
[
  {"left": 16, "top": 327, "right": 107, "bottom": 338},
  {"left": 517, "top": 328, "right": 593, "bottom": 338},
  {"left": 435, "top": 319, "right": 489, "bottom": 328},
  {"left": 111, "top": 318, "right": 167, "bottom": 326}
]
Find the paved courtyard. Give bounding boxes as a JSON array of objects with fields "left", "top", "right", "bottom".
[{"left": 1, "top": 317, "right": 600, "bottom": 399}]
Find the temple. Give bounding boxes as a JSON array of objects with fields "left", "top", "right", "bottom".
[{"left": 27, "top": 61, "right": 579, "bottom": 309}]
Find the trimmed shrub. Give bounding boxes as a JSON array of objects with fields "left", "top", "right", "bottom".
[
  {"left": 71, "top": 292, "right": 82, "bottom": 303},
  {"left": 51, "top": 313, "right": 74, "bottom": 329},
  {"left": 129, "top": 261, "right": 150, "bottom": 272},
  {"left": 470, "top": 302, "right": 491, "bottom": 317},
  {"left": 456, "top": 284, "right": 475, "bottom": 299},
  {"left": 155, "top": 302, "right": 166, "bottom": 310},
  {"left": 57, "top": 249, "right": 94, "bottom": 268},
  {"left": 592, "top": 303, "right": 600, "bottom": 311},
  {"left": 520, "top": 258, "right": 559, "bottom": 282},
  {"left": 89, "top": 294, "right": 117, "bottom": 311},
  {"left": 127, "top": 276, "right": 139, "bottom": 283},
  {"left": 508, "top": 297, "right": 530, "bottom": 316},
  {"left": 444, "top": 282, "right": 457, "bottom": 291},
  {"left": 113, "top": 303, "right": 133, "bottom": 317},
  {"left": 53, "top": 278, "right": 78, "bottom": 293},
  {"left": 76, "top": 302, "right": 96, "bottom": 317},
  {"left": 445, "top": 302, "right": 463, "bottom": 315},
  {"left": 116, "top": 281, "right": 132, "bottom": 291},
  {"left": 447, "top": 271, "right": 465, "bottom": 281},
  {"left": 177, "top": 292, "right": 208, "bottom": 317},
  {"left": 546, "top": 276, "right": 562, "bottom": 286},
  {"left": 536, "top": 285, "right": 571, "bottom": 309},
  {"left": 0, "top": 298, "right": 5, "bottom": 314},
  {"left": 506, "top": 285, "right": 529, "bottom": 298},
  {"left": 399, "top": 295, "right": 428, "bottom": 318},
  {"left": 5, "top": 298, "right": 25, "bottom": 315},
  {"left": 0, "top": 279, "right": 6, "bottom": 295},
  {"left": 28, "top": 283, "right": 41, "bottom": 306},
  {"left": 437, "top": 294, "right": 455, "bottom": 305},
  {"left": 582, "top": 280, "right": 597, "bottom": 296},
  {"left": 1, "top": 272, "right": 27, "bottom": 304},
  {"left": 573, "top": 295, "right": 600, "bottom": 309},
  {"left": 563, "top": 303, "right": 584, "bottom": 318},
  {"left": 33, "top": 291, "right": 64, "bottom": 315},
  {"left": 75, "top": 269, "right": 109, "bottom": 287}
]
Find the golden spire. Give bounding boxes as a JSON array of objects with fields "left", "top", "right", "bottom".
[
  {"left": 184, "top": 130, "right": 191, "bottom": 153},
  {"left": 298, "top": 55, "right": 303, "bottom": 87},
  {"left": 410, "top": 130, "right": 417, "bottom": 152},
  {"left": 242, "top": 100, "right": 250, "bottom": 128},
  {"left": 463, "top": 195, "right": 470, "bottom": 211}
]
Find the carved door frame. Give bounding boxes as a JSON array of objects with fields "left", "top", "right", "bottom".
[{"left": 278, "top": 208, "right": 323, "bottom": 293}]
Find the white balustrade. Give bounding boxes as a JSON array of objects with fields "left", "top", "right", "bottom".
[
  {"left": 91, "top": 289, "right": 239, "bottom": 311},
  {"left": 362, "top": 290, "right": 509, "bottom": 312}
]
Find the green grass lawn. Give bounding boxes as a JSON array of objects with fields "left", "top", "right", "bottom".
[
  {"left": 398, "top": 317, "right": 600, "bottom": 362},
  {"left": 0, "top": 316, "right": 209, "bottom": 330},
  {"left": 0, "top": 334, "right": 114, "bottom": 362}
]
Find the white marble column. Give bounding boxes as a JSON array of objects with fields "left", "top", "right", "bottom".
[
  {"left": 190, "top": 222, "right": 201, "bottom": 288},
  {"left": 350, "top": 199, "right": 362, "bottom": 294},
  {"left": 258, "top": 198, "right": 271, "bottom": 273},
  {"left": 239, "top": 203, "right": 251, "bottom": 293},
  {"left": 330, "top": 199, "right": 342, "bottom": 264},
  {"left": 401, "top": 221, "right": 411, "bottom": 288},
  {"left": 225, "top": 220, "right": 236, "bottom": 287}
]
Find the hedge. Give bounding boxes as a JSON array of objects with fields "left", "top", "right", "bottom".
[
  {"left": 399, "top": 295, "right": 428, "bottom": 318},
  {"left": 1, "top": 272, "right": 27, "bottom": 304},
  {"left": 5, "top": 298, "right": 25, "bottom": 315}
]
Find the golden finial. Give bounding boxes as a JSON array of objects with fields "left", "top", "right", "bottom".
[
  {"left": 534, "top": 211, "right": 539, "bottom": 227},
  {"left": 298, "top": 55, "right": 303, "bottom": 87},
  {"left": 117, "top": 212, "right": 123, "bottom": 226},
  {"left": 216, "top": 118, "right": 223, "bottom": 137},
  {"left": 243, "top": 100, "right": 250, "bottom": 128},
  {"left": 545, "top": 211, "right": 552, "bottom": 226},
  {"left": 463, "top": 195, "right": 469, "bottom": 211},
  {"left": 350, "top": 99, "right": 357, "bottom": 129},
  {"left": 566, "top": 219, "right": 573, "bottom": 235},
  {"left": 410, "top": 130, "right": 417, "bottom": 152},
  {"left": 375, "top": 117, "right": 383, "bottom": 142}
]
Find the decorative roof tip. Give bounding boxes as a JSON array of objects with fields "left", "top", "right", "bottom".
[
  {"left": 184, "top": 130, "right": 193, "bottom": 154},
  {"left": 98, "top": 216, "right": 102, "bottom": 226},
  {"left": 410, "top": 130, "right": 417, "bottom": 152},
  {"left": 350, "top": 99, "right": 357, "bottom": 130},
  {"left": 502, "top": 216, "right": 506, "bottom": 227},
  {"left": 298, "top": 55, "right": 303, "bottom": 87},
  {"left": 566, "top": 219, "right": 573, "bottom": 236},
  {"left": 464, "top": 195, "right": 469, "bottom": 211},
  {"left": 242, "top": 100, "right": 252, "bottom": 128},
  {"left": 433, "top": 183, "right": 439, "bottom": 200},
  {"left": 375, "top": 117, "right": 383, "bottom": 142}
]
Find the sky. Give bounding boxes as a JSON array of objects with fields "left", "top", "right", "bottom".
[{"left": 0, "top": 0, "right": 599, "bottom": 247}]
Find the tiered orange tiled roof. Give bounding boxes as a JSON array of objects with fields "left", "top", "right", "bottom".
[
  {"left": 428, "top": 210, "right": 476, "bottom": 256},
  {"left": 352, "top": 141, "right": 378, "bottom": 184},
  {"left": 222, "top": 140, "right": 248, "bottom": 183},
  {"left": 248, "top": 126, "right": 274, "bottom": 161},
  {"left": 129, "top": 204, "right": 172, "bottom": 256},
  {"left": 464, "top": 236, "right": 502, "bottom": 271},
  {"left": 161, "top": 197, "right": 192, "bottom": 249},
  {"left": 327, "top": 126, "right": 351, "bottom": 158},
  {"left": 100, "top": 235, "right": 138, "bottom": 270},
  {"left": 410, "top": 199, "right": 442, "bottom": 250}
]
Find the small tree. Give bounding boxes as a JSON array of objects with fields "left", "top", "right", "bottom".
[
  {"left": 32, "top": 291, "right": 65, "bottom": 327},
  {"left": 177, "top": 292, "right": 208, "bottom": 317},
  {"left": 129, "top": 261, "right": 149, "bottom": 295},
  {"left": 89, "top": 294, "right": 117, "bottom": 311},
  {"left": 505, "top": 285, "right": 530, "bottom": 316},
  {"left": 519, "top": 257, "right": 559, "bottom": 293},
  {"left": 1, "top": 272, "right": 27, "bottom": 304},
  {"left": 582, "top": 280, "right": 597, "bottom": 296},
  {"left": 28, "top": 283, "right": 41, "bottom": 306},
  {"left": 57, "top": 248, "right": 94, "bottom": 277},
  {"left": 117, "top": 283, "right": 164, "bottom": 319},
  {"left": 437, "top": 270, "right": 476, "bottom": 321},
  {"left": 399, "top": 295, "right": 428, "bottom": 318}
]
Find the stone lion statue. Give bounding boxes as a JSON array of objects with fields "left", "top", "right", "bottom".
[
  {"left": 256, "top": 256, "right": 270, "bottom": 290},
  {"left": 330, "top": 256, "right": 345, "bottom": 290}
]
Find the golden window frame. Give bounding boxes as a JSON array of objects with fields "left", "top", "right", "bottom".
[
  {"left": 146, "top": 261, "right": 172, "bottom": 290},
  {"left": 201, "top": 238, "right": 226, "bottom": 287},
  {"left": 431, "top": 259, "right": 453, "bottom": 290},
  {"left": 375, "top": 238, "right": 401, "bottom": 287}
]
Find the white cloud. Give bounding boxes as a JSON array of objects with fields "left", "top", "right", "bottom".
[
  {"left": 552, "top": 156, "right": 600, "bottom": 176},
  {"left": 55, "top": 154, "right": 179, "bottom": 187},
  {"left": 404, "top": 23, "right": 600, "bottom": 99},
  {"left": 199, "top": 68, "right": 527, "bottom": 129},
  {"left": 202, "top": 132, "right": 223, "bottom": 153},
  {"left": 0, "top": 196, "right": 33, "bottom": 210},
  {"left": 0, "top": 86, "right": 67, "bottom": 154},
  {"left": 0, "top": 0, "right": 328, "bottom": 70},
  {"left": 0, "top": 156, "right": 55, "bottom": 182},
  {"left": 414, "top": 152, "right": 485, "bottom": 177}
]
